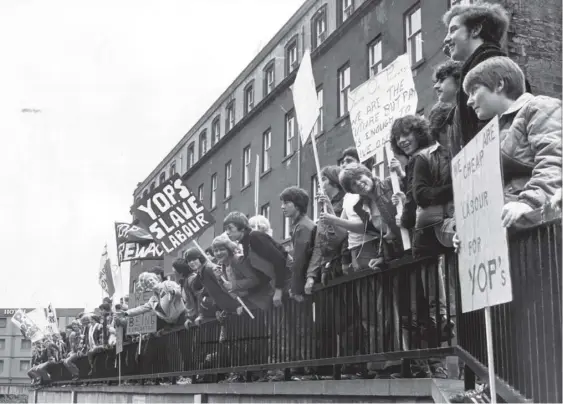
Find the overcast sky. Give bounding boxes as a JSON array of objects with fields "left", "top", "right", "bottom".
[{"left": 0, "top": 0, "right": 304, "bottom": 310}]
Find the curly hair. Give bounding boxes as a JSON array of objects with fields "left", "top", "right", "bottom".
[
  {"left": 248, "top": 215, "right": 273, "bottom": 236},
  {"left": 433, "top": 60, "right": 463, "bottom": 83},
  {"left": 280, "top": 186, "right": 309, "bottom": 214},
  {"left": 389, "top": 115, "right": 433, "bottom": 158},
  {"left": 211, "top": 232, "right": 239, "bottom": 254},
  {"left": 338, "top": 164, "right": 372, "bottom": 194},
  {"left": 442, "top": 2, "right": 510, "bottom": 45},
  {"left": 428, "top": 102, "right": 455, "bottom": 142}
]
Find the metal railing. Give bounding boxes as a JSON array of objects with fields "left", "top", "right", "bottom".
[{"left": 42, "top": 220, "right": 561, "bottom": 403}]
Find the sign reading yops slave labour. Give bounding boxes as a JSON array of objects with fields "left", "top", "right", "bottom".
[
  {"left": 114, "top": 222, "right": 164, "bottom": 263},
  {"left": 452, "top": 117, "right": 512, "bottom": 313},
  {"left": 133, "top": 174, "right": 215, "bottom": 256},
  {"left": 348, "top": 54, "right": 418, "bottom": 163}
]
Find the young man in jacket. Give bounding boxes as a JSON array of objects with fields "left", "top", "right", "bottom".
[{"left": 442, "top": 2, "right": 531, "bottom": 155}]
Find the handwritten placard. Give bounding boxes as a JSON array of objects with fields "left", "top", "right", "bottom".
[
  {"left": 348, "top": 54, "right": 418, "bottom": 162},
  {"left": 451, "top": 117, "right": 512, "bottom": 313},
  {"left": 126, "top": 291, "right": 157, "bottom": 335}
]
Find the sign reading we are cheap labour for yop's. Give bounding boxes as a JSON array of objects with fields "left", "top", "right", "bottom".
[
  {"left": 452, "top": 117, "right": 512, "bottom": 313},
  {"left": 132, "top": 174, "right": 215, "bottom": 256}
]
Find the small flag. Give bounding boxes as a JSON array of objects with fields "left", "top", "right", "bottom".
[{"left": 99, "top": 244, "right": 116, "bottom": 297}]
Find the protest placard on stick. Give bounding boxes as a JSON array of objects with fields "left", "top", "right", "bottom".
[
  {"left": 132, "top": 174, "right": 215, "bottom": 256},
  {"left": 126, "top": 291, "right": 157, "bottom": 335}
]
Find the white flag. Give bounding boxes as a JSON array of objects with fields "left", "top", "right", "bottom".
[{"left": 292, "top": 49, "right": 319, "bottom": 145}]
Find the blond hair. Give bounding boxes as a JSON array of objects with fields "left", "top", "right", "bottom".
[{"left": 248, "top": 215, "right": 273, "bottom": 236}]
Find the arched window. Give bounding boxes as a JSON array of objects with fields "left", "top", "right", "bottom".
[
  {"left": 159, "top": 172, "right": 166, "bottom": 185},
  {"left": 199, "top": 130, "right": 208, "bottom": 158},
  {"left": 169, "top": 161, "right": 176, "bottom": 177}
]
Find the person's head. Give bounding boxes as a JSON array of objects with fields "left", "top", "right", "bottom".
[
  {"left": 464, "top": 56, "right": 526, "bottom": 120},
  {"left": 336, "top": 147, "right": 374, "bottom": 170},
  {"left": 280, "top": 186, "right": 309, "bottom": 219},
  {"left": 52, "top": 333, "right": 60, "bottom": 342},
  {"left": 211, "top": 233, "right": 238, "bottom": 264},
  {"left": 138, "top": 272, "right": 160, "bottom": 292},
  {"left": 223, "top": 211, "right": 250, "bottom": 242},
  {"left": 79, "top": 315, "right": 91, "bottom": 327},
  {"left": 428, "top": 102, "right": 454, "bottom": 143},
  {"left": 320, "top": 166, "right": 344, "bottom": 196},
  {"left": 433, "top": 60, "right": 463, "bottom": 103},
  {"left": 443, "top": 3, "right": 509, "bottom": 61},
  {"left": 185, "top": 247, "right": 206, "bottom": 271},
  {"left": 390, "top": 115, "right": 432, "bottom": 157},
  {"left": 339, "top": 164, "right": 374, "bottom": 196},
  {"left": 148, "top": 266, "right": 165, "bottom": 282},
  {"left": 248, "top": 215, "right": 273, "bottom": 237}
]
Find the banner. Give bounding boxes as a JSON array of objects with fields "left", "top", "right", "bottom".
[
  {"left": 348, "top": 54, "right": 418, "bottom": 162},
  {"left": 452, "top": 117, "right": 512, "bottom": 313},
  {"left": 44, "top": 303, "right": 59, "bottom": 335},
  {"left": 11, "top": 310, "right": 44, "bottom": 342},
  {"left": 115, "top": 222, "right": 164, "bottom": 263},
  {"left": 99, "top": 245, "right": 116, "bottom": 297},
  {"left": 126, "top": 291, "right": 156, "bottom": 335},
  {"left": 132, "top": 174, "right": 215, "bottom": 256}
]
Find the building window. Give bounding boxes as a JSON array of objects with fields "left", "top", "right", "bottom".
[
  {"left": 211, "top": 174, "right": 217, "bottom": 208},
  {"left": 244, "top": 82, "right": 254, "bottom": 115},
  {"left": 169, "top": 161, "right": 176, "bottom": 177},
  {"left": 159, "top": 172, "right": 166, "bottom": 185},
  {"left": 0, "top": 360, "right": 4, "bottom": 374},
  {"left": 283, "top": 216, "right": 292, "bottom": 240},
  {"left": 312, "top": 175, "right": 320, "bottom": 222},
  {"left": 198, "top": 184, "right": 204, "bottom": 204},
  {"left": 0, "top": 319, "right": 5, "bottom": 329},
  {"left": 187, "top": 143, "right": 195, "bottom": 168},
  {"left": 142, "top": 189, "right": 149, "bottom": 199},
  {"left": 285, "top": 110, "right": 296, "bottom": 156},
  {"left": 337, "top": 63, "right": 351, "bottom": 117},
  {"left": 226, "top": 101, "right": 236, "bottom": 132},
  {"left": 311, "top": 6, "right": 328, "bottom": 49},
  {"left": 368, "top": 36, "right": 383, "bottom": 77},
  {"left": 0, "top": 339, "right": 5, "bottom": 350},
  {"left": 405, "top": 4, "right": 423, "bottom": 65},
  {"left": 285, "top": 37, "right": 298, "bottom": 76},
  {"left": 261, "top": 203, "right": 270, "bottom": 221},
  {"left": 199, "top": 130, "right": 208, "bottom": 158},
  {"left": 242, "top": 146, "right": 251, "bottom": 187},
  {"left": 20, "top": 360, "right": 30, "bottom": 372},
  {"left": 262, "top": 129, "right": 271, "bottom": 172},
  {"left": 150, "top": 182, "right": 156, "bottom": 192},
  {"left": 21, "top": 339, "right": 31, "bottom": 350},
  {"left": 263, "top": 61, "right": 275, "bottom": 97},
  {"left": 316, "top": 87, "right": 324, "bottom": 136},
  {"left": 224, "top": 161, "right": 232, "bottom": 199},
  {"left": 449, "top": 0, "right": 474, "bottom": 6},
  {"left": 339, "top": 0, "right": 354, "bottom": 24},
  {"left": 212, "top": 116, "right": 221, "bottom": 145}
]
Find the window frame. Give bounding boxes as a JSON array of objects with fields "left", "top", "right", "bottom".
[
  {"left": 0, "top": 339, "right": 5, "bottom": 350},
  {"left": 244, "top": 81, "right": 255, "bottom": 115},
  {"left": 263, "top": 60, "right": 276, "bottom": 97},
  {"left": 338, "top": 0, "right": 354, "bottom": 24},
  {"left": 212, "top": 116, "right": 221, "bottom": 146},
  {"left": 169, "top": 161, "right": 176, "bottom": 177},
  {"left": 224, "top": 161, "right": 232, "bottom": 199},
  {"left": 242, "top": 146, "right": 251, "bottom": 187},
  {"left": 211, "top": 173, "right": 217, "bottom": 209},
  {"left": 226, "top": 101, "right": 236, "bottom": 133},
  {"left": 187, "top": 142, "right": 195, "bottom": 168},
  {"left": 150, "top": 182, "right": 156, "bottom": 192},
  {"left": 285, "top": 35, "right": 299, "bottom": 76},
  {"left": 260, "top": 203, "right": 270, "bottom": 221},
  {"left": 311, "top": 6, "right": 328, "bottom": 49},
  {"left": 197, "top": 183, "right": 204, "bottom": 204},
  {"left": 262, "top": 129, "right": 272, "bottom": 172},
  {"left": 159, "top": 172, "right": 166, "bottom": 185},
  {"left": 337, "top": 63, "right": 351, "bottom": 117},
  {"left": 405, "top": 3, "right": 423, "bottom": 66},
  {"left": 316, "top": 86, "right": 324, "bottom": 136},
  {"left": 21, "top": 339, "right": 31, "bottom": 350},
  {"left": 199, "top": 130, "right": 208, "bottom": 158},
  {"left": 19, "top": 360, "right": 30, "bottom": 372},
  {"left": 368, "top": 35, "right": 383, "bottom": 78},
  {"left": 284, "top": 109, "right": 296, "bottom": 156}
]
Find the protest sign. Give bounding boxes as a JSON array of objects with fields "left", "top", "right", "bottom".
[
  {"left": 11, "top": 310, "right": 44, "bottom": 342},
  {"left": 116, "top": 326, "right": 124, "bottom": 354},
  {"left": 115, "top": 222, "right": 164, "bottom": 263},
  {"left": 132, "top": 174, "right": 215, "bottom": 256},
  {"left": 348, "top": 54, "right": 418, "bottom": 162},
  {"left": 126, "top": 291, "right": 157, "bottom": 335},
  {"left": 452, "top": 117, "right": 512, "bottom": 313},
  {"left": 44, "top": 303, "right": 59, "bottom": 335}
]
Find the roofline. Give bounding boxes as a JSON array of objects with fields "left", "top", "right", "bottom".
[{"left": 134, "top": 0, "right": 318, "bottom": 196}]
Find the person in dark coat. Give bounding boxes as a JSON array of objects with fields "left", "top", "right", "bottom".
[{"left": 442, "top": 2, "right": 531, "bottom": 155}]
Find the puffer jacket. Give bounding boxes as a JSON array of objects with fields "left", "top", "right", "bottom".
[{"left": 499, "top": 93, "right": 562, "bottom": 209}]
